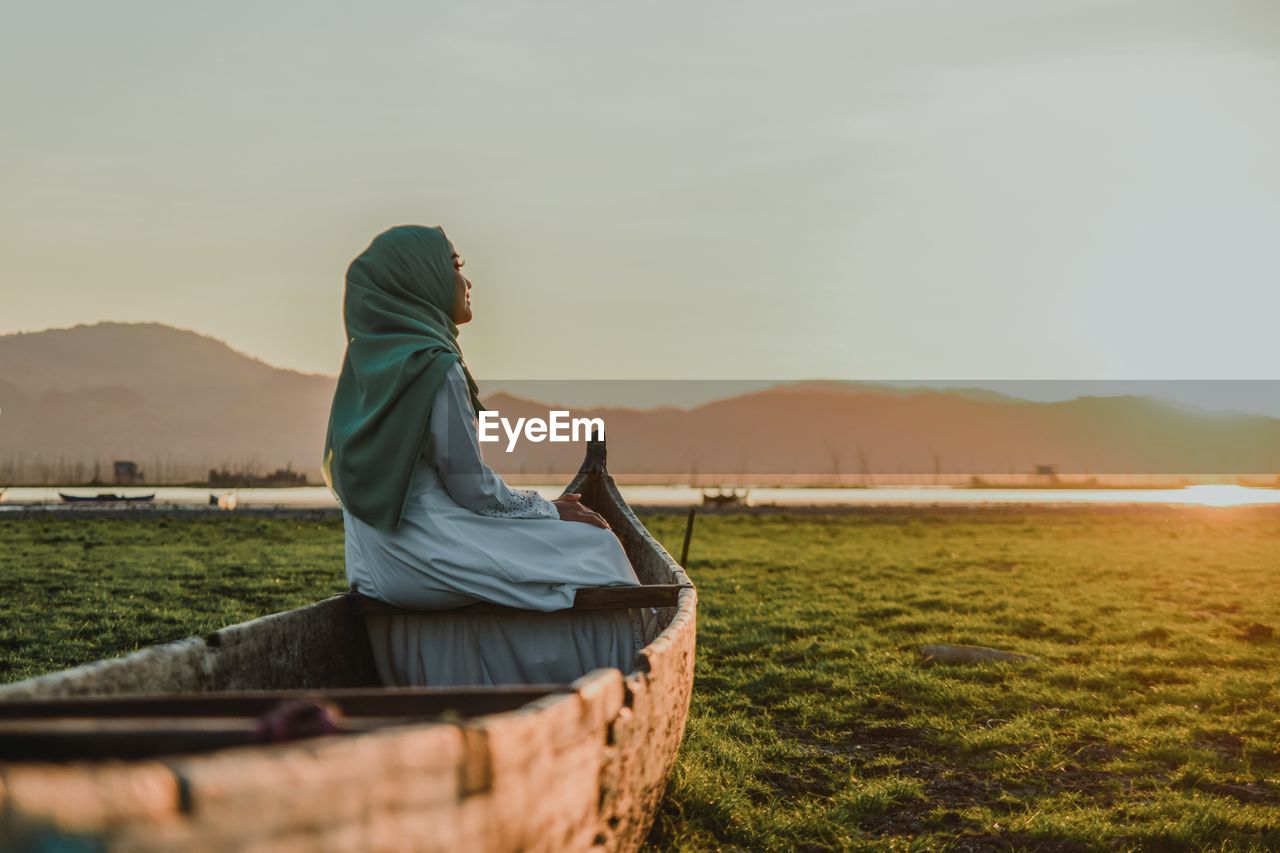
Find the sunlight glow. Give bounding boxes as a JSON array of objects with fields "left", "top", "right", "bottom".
[{"left": 1178, "top": 485, "right": 1280, "bottom": 507}]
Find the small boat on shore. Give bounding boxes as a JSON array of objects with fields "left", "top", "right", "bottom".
[
  {"left": 1, "top": 439, "right": 697, "bottom": 851},
  {"left": 58, "top": 492, "right": 156, "bottom": 504},
  {"left": 701, "top": 487, "right": 749, "bottom": 507}
]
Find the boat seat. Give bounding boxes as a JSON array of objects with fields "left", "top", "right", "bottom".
[{"left": 345, "top": 585, "right": 689, "bottom": 617}]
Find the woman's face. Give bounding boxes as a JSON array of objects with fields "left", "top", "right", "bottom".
[{"left": 447, "top": 238, "right": 472, "bottom": 324}]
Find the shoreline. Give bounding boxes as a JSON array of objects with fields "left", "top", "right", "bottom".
[{"left": 2, "top": 502, "right": 1277, "bottom": 521}]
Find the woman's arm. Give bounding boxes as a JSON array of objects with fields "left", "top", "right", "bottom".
[{"left": 426, "top": 364, "right": 560, "bottom": 519}]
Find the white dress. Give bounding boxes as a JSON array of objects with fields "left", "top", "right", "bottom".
[{"left": 343, "top": 362, "right": 650, "bottom": 686}]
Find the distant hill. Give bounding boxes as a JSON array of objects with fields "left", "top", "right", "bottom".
[
  {"left": 482, "top": 384, "right": 1280, "bottom": 481},
  {"left": 0, "top": 323, "right": 335, "bottom": 483},
  {"left": 1, "top": 323, "right": 1278, "bottom": 484}
]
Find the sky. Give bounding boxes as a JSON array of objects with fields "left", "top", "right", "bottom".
[{"left": 2, "top": 1, "right": 1279, "bottom": 391}]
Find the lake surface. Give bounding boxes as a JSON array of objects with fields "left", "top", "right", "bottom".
[{"left": 3, "top": 484, "right": 1279, "bottom": 509}]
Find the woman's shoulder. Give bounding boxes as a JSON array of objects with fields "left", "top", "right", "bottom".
[
  {"left": 431, "top": 358, "right": 472, "bottom": 413},
  {"left": 439, "top": 358, "right": 469, "bottom": 397},
  {"left": 443, "top": 358, "right": 467, "bottom": 382}
]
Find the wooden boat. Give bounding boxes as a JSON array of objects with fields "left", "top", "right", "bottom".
[
  {"left": 58, "top": 492, "right": 156, "bottom": 504},
  {"left": 701, "top": 487, "right": 749, "bottom": 507},
  {"left": 0, "top": 439, "right": 696, "bottom": 851}
]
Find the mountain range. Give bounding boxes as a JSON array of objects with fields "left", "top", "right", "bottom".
[{"left": 1, "top": 323, "right": 1278, "bottom": 484}]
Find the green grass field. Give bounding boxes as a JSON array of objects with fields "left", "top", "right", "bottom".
[{"left": 3, "top": 507, "right": 1279, "bottom": 850}]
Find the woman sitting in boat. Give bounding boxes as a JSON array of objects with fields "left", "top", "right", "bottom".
[{"left": 323, "top": 225, "right": 648, "bottom": 687}]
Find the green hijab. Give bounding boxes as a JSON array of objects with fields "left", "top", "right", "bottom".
[{"left": 322, "top": 225, "right": 484, "bottom": 532}]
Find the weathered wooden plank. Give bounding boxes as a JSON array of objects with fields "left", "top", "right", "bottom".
[
  {"left": 0, "top": 721, "right": 318, "bottom": 762},
  {"left": 0, "top": 716, "right": 449, "bottom": 762},
  {"left": 0, "top": 761, "right": 181, "bottom": 832},
  {"left": 164, "top": 723, "right": 470, "bottom": 843},
  {"left": 0, "top": 685, "right": 567, "bottom": 720},
  {"left": 574, "top": 585, "right": 689, "bottom": 610}
]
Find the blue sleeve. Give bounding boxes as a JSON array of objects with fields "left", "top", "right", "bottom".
[{"left": 424, "top": 364, "right": 559, "bottom": 519}]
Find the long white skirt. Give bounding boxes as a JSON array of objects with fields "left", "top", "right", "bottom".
[{"left": 344, "top": 458, "right": 651, "bottom": 686}]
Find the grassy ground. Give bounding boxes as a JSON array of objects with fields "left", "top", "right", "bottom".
[
  {"left": 0, "top": 513, "right": 347, "bottom": 682},
  {"left": 642, "top": 507, "right": 1280, "bottom": 851},
  {"left": 2, "top": 507, "right": 1279, "bottom": 850}
]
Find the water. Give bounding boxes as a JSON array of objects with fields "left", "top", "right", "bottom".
[
  {"left": 0, "top": 486, "right": 338, "bottom": 508},
  {"left": 3, "top": 484, "right": 1278, "bottom": 509},
  {"left": 618, "top": 485, "right": 1280, "bottom": 507}
]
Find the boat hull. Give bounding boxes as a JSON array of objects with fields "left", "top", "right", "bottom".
[{"left": 58, "top": 492, "right": 156, "bottom": 504}]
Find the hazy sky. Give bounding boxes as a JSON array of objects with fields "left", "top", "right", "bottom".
[{"left": 2, "top": 0, "right": 1278, "bottom": 383}]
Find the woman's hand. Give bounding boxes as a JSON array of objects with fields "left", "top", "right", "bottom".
[{"left": 553, "top": 493, "right": 611, "bottom": 529}]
